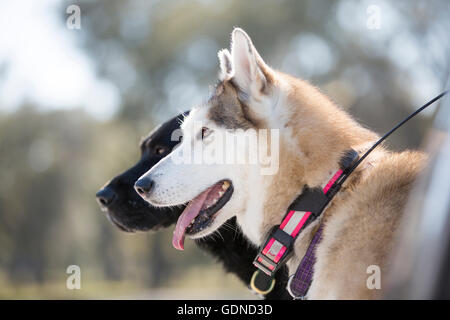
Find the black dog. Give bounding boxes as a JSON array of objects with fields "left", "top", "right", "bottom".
[{"left": 96, "top": 113, "right": 290, "bottom": 299}]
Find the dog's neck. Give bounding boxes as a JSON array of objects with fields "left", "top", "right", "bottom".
[{"left": 249, "top": 77, "right": 380, "bottom": 246}]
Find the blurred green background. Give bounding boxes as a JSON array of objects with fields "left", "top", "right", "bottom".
[{"left": 0, "top": 0, "right": 449, "bottom": 299}]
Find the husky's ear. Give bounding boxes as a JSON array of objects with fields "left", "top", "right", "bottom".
[
  {"left": 230, "top": 28, "right": 269, "bottom": 97},
  {"left": 218, "top": 49, "right": 233, "bottom": 81}
]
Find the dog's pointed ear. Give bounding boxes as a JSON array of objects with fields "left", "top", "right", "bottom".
[{"left": 230, "top": 28, "right": 270, "bottom": 96}]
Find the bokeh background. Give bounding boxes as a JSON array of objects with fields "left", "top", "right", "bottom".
[{"left": 0, "top": 0, "right": 449, "bottom": 299}]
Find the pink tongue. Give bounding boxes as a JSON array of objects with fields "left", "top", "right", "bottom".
[{"left": 172, "top": 188, "right": 211, "bottom": 250}]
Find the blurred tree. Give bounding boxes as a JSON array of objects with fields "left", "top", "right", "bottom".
[
  {"left": 67, "top": 0, "right": 449, "bottom": 148},
  {"left": 0, "top": 107, "right": 150, "bottom": 286}
]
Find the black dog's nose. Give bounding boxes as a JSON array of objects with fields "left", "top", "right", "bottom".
[
  {"left": 96, "top": 186, "right": 116, "bottom": 207},
  {"left": 134, "top": 178, "right": 154, "bottom": 197}
]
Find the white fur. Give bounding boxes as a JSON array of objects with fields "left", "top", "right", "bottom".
[
  {"left": 139, "top": 104, "right": 271, "bottom": 244},
  {"left": 137, "top": 29, "right": 280, "bottom": 244},
  {"left": 218, "top": 49, "right": 233, "bottom": 81}
]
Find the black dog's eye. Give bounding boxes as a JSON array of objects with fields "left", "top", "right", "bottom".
[
  {"left": 153, "top": 146, "right": 167, "bottom": 155},
  {"left": 201, "top": 127, "right": 212, "bottom": 140}
]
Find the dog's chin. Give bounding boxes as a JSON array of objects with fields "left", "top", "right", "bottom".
[
  {"left": 106, "top": 213, "right": 136, "bottom": 233},
  {"left": 187, "top": 209, "right": 234, "bottom": 240},
  {"left": 107, "top": 214, "right": 170, "bottom": 233}
]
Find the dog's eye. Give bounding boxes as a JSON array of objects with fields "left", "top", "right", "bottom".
[
  {"left": 201, "top": 127, "right": 212, "bottom": 140},
  {"left": 153, "top": 146, "right": 167, "bottom": 155}
]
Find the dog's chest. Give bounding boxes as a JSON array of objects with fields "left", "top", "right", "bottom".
[{"left": 238, "top": 195, "right": 265, "bottom": 245}]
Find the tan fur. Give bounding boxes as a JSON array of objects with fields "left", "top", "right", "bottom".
[
  {"left": 210, "top": 30, "right": 427, "bottom": 299},
  {"left": 308, "top": 151, "right": 426, "bottom": 299},
  {"left": 146, "top": 28, "right": 428, "bottom": 299},
  {"left": 206, "top": 65, "right": 426, "bottom": 299},
  {"left": 257, "top": 73, "right": 427, "bottom": 299}
]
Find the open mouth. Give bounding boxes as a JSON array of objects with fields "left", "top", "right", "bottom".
[{"left": 172, "top": 179, "right": 233, "bottom": 250}]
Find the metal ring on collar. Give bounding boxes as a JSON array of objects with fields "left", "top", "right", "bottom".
[
  {"left": 250, "top": 270, "right": 276, "bottom": 295},
  {"left": 287, "top": 274, "right": 306, "bottom": 300}
]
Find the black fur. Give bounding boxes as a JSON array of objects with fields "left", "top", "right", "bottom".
[{"left": 96, "top": 113, "right": 290, "bottom": 299}]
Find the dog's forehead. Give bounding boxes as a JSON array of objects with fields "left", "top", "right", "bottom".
[
  {"left": 205, "top": 81, "right": 254, "bottom": 130},
  {"left": 139, "top": 123, "right": 162, "bottom": 148},
  {"left": 180, "top": 83, "right": 226, "bottom": 129},
  {"left": 182, "top": 80, "right": 255, "bottom": 131}
]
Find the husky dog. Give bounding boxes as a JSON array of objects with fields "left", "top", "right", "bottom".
[
  {"left": 96, "top": 113, "right": 290, "bottom": 299},
  {"left": 135, "top": 28, "right": 426, "bottom": 299}
]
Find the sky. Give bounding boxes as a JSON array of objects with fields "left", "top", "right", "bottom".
[{"left": 0, "top": 0, "right": 120, "bottom": 120}]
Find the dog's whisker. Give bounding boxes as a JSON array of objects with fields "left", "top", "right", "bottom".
[{"left": 215, "top": 230, "right": 225, "bottom": 242}]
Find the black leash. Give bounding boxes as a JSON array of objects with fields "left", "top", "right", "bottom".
[
  {"left": 251, "top": 89, "right": 449, "bottom": 297},
  {"left": 335, "top": 89, "right": 449, "bottom": 190}
]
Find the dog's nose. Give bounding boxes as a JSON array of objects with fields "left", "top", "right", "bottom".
[
  {"left": 96, "top": 186, "right": 116, "bottom": 207},
  {"left": 134, "top": 177, "right": 154, "bottom": 198}
]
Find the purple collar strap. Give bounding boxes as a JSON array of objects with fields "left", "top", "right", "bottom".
[{"left": 287, "top": 224, "right": 324, "bottom": 299}]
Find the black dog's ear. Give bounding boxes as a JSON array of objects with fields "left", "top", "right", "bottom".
[
  {"left": 140, "top": 111, "right": 189, "bottom": 154},
  {"left": 139, "top": 134, "right": 152, "bottom": 152}
]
